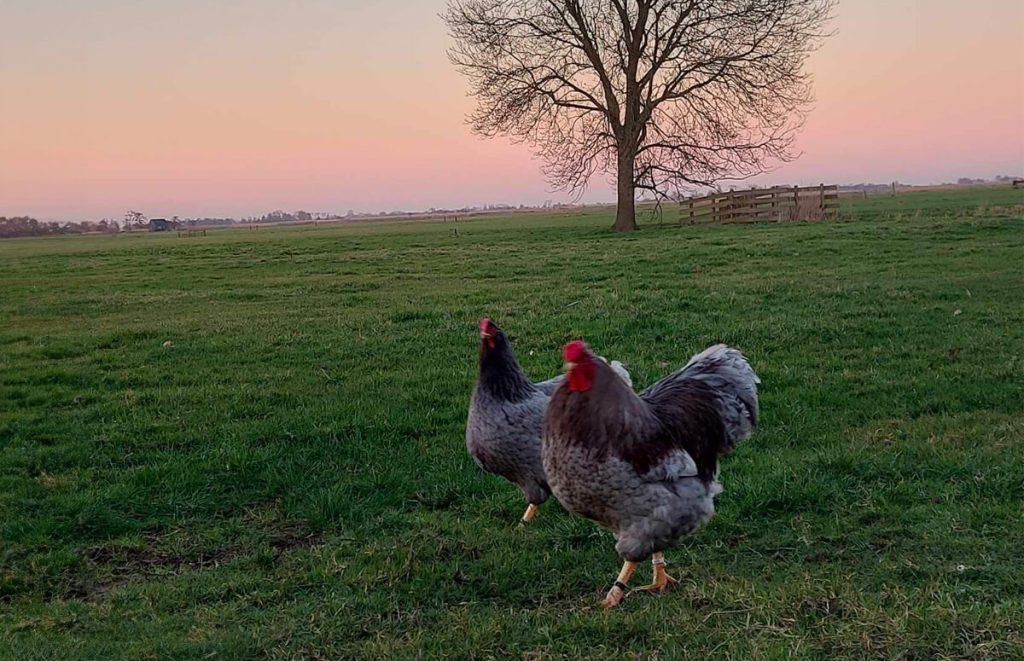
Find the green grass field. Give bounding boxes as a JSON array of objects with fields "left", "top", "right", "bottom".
[{"left": 2, "top": 188, "right": 1022, "bottom": 658}]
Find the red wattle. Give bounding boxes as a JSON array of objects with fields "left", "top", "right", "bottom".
[{"left": 568, "top": 360, "right": 595, "bottom": 392}]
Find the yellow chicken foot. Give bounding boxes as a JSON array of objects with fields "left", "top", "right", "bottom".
[
  {"left": 602, "top": 560, "right": 637, "bottom": 608},
  {"left": 630, "top": 553, "right": 679, "bottom": 593},
  {"left": 520, "top": 503, "right": 539, "bottom": 524}
]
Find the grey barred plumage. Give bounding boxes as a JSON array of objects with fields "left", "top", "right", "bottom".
[
  {"left": 466, "top": 320, "right": 631, "bottom": 521},
  {"left": 542, "top": 340, "right": 759, "bottom": 604}
]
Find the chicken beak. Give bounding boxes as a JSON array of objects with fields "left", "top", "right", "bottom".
[{"left": 563, "top": 361, "right": 576, "bottom": 373}]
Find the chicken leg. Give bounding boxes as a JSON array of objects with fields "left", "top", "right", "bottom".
[
  {"left": 601, "top": 560, "right": 637, "bottom": 608},
  {"left": 631, "top": 553, "right": 679, "bottom": 593}
]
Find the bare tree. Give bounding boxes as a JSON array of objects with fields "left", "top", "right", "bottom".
[
  {"left": 445, "top": 0, "right": 834, "bottom": 231},
  {"left": 124, "top": 210, "right": 147, "bottom": 231}
]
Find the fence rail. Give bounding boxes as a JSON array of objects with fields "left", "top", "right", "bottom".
[{"left": 680, "top": 185, "right": 839, "bottom": 224}]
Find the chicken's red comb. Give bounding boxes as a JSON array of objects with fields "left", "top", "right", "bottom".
[
  {"left": 563, "top": 340, "right": 588, "bottom": 362},
  {"left": 480, "top": 318, "right": 499, "bottom": 334}
]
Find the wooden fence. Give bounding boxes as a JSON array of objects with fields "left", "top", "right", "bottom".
[{"left": 679, "top": 184, "right": 839, "bottom": 224}]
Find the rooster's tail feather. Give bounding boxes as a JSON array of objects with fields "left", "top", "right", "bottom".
[{"left": 678, "top": 344, "right": 759, "bottom": 453}]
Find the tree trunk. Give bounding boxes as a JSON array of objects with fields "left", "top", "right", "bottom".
[{"left": 612, "top": 149, "right": 637, "bottom": 232}]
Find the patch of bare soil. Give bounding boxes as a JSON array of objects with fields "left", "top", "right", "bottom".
[{"left": 84, "top": 527, "right": 323, "bottom": 600}]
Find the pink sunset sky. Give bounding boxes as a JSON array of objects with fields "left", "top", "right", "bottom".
[{"left": 1, "top": 0, "right": 1022, "bottom": 221}]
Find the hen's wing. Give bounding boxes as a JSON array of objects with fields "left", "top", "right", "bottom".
[
  {"left": 466, "top": 386, "right": 551, "bottom": 500},
  {"left": 534, "top": 374, "right": 565, "bottom": 396}
]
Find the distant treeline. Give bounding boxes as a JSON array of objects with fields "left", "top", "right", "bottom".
[
  {"left": 837, "top": 175, "right": 1021, "bottom": 193},
  {"left": 255, "top": 210, "right": 334, "bottom": 223},
  {"left": 185, "top": 211, "right": 342, "bottom": 226},
  {"left": 0, "top": 217, "right": 121, "bottom": 238},
  {"left": 0, "top": 211, "right": 346, "bottom": 238}
]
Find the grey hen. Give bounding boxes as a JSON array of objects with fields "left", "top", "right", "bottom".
[{"left": 466, "top": 320, "right": 631, "bottom": 524}]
